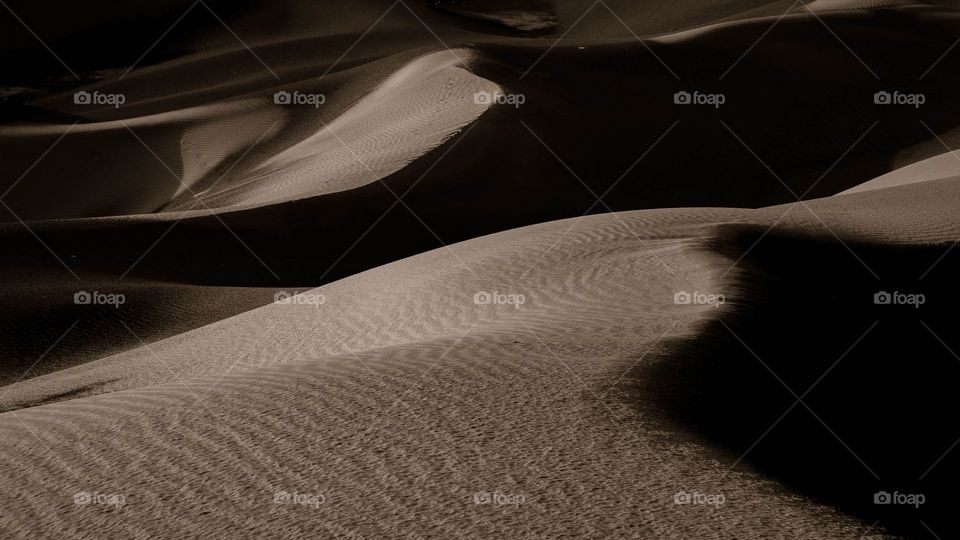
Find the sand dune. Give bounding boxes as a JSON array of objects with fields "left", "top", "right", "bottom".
[
  {"left": 0, "top": 205, "right": 742, "bottom": 410},
  {"left": 7, "top": 173, "right": 960, "bottom": 408},
  {"left": 840, "top": 149, "right": 960, "bottom": 194},
  {"left": 176, "top": 49, "right": 497, "bottom": 211},
  {"left": 2, "top": 176, "right": 959, "bottom": 537},
  {"left": 1, "top": 0, "right": 959, "bottom": 413},
  {"left": 7, "top": 3, "right": 959, "bottom": 378},
  {"left": 3, "top": 46, "right": 492, "bottom": 220},
  {"left": 430, "top": 0, "right": 558, "bottom": 33},
  {"left": 0, "top": 99, "right": 284, "bottom": 220},
  {"left": 800, "top": 0, "right": 932, "bottom": 12},
  {"left": 7, "top": 4, "right": 960, "bottom": 222},
  {"left": 3, "top": 0, "right": 960, "bottom": 537},
  {"left": 0, "top": 204, "right": 864, "bottom": 538},
  {"left": 0, "top": 274, "right": 283, "bottom": 387}
]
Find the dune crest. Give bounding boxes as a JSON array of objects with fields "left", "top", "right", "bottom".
[
  {"left": 178, "top": 49, "right": 499, "bottom": 211},
  {"left": 2, "top": 1, "right": 960, "bottom": 537},
  {"left": 0, "top": 202, "right": 876, "bottom": 537},
  {"left": 6, "top": 174, "right": 959, "bottom": 535},
  {"left": 840, "top": 149, "right": 960, "bottom": 194},
  {"left": 430, "top": 0, "right": 557, "bottom": 33}
]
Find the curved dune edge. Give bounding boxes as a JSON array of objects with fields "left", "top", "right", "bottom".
[
  {"left": 3, "top": 178, "right": 960, "bottom": 536},
  {"left": 0, "top": 48, "right": 495, "bottom": 220},
  {"left": 0, "top": 98, "right": 287, "bottom": 219},
  {"left": 0, "top": 204, "right": 877, "bottom": 538},
  {"left": 800, "top": 0, "right": 932, "bottom": 12},
  {"left": 5, "top": 175, "right": 960, "bottom": 410},
  {"left": 652, "top": 182, "right": 960, "bottom": 537},
  {"left": 0, "top": 205, "right": 744, "bottom": 411},
  {"left": 181, "top": 49, "right": 499, "bottom": 211},
  {"left": 650, "top": 1, "right": 944, "bottom": 44},
  {"left": 430, "top": 0, "right": 558, "bottom": 33},
  {"left": 2, "top": 1, "right": 960, "bottom": 536},
  {"left": 5, "top": 5, "right": 960, "bottom": 222},
  {"left": 839, "top": 149, "right": 960, "bottom": 195}
]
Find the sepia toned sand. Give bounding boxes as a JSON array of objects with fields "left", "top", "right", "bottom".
[
  {"left": 0, "top": 204, "right": 859, "bottom": 537},
  {"left": 840, "top": 149, "right": 960, "bottom": 194},
  {"left": 2, "top": 0, "right": 960, "bottom": 537},
  {"left": 2, "top": 175, "right": 959, "bottom": 537}
]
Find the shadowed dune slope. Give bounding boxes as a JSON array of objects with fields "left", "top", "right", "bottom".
[
  {"left": 0, "top": 0, "right": 826, "bottom": 100},
  {"left": 168, "top": 49, "right": 498, "bottom": 211},
  {"left": 4, "top": 5, "right": 960, "bottom": 222},
  {"left": 0, "top": 204, "right": 746, "bottom": 409},
  {"left": 0, "top": 204, "right": 875, "bottom": 538},
  {"left": 429, "top": 0, "right": 558, "bottom": 33},
  {"left": 1, "top": 4, "right": 959, "bottom": 403},
  {"left": 1, "top": 176, "right": 959, "bottom": 537},
  {"left": 0, "top": 275, "right": 292, "bottom": 387},
  {"left": 0, "top": 48, "right": 480, "bottom": 220},
  {"left": 3, "top": 1, "right": 960, "bottom": 537},
  {"left": 644, "top": 225, "right": 960, "bottom": 539}
]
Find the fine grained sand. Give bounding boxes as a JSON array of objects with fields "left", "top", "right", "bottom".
[
  {"left": 840, "top": 149, "right": 960, "bottom": 194},
  {"left": 177, "top": 49, "right": 498, "bottom": 211},
  {"left": 0, "top": 209, "right": 855, "bottom": 537},
  {"left": 2, "top": 0, "right": 960, "bottom": 537},
  {"left": 2, "top": 175, "right": 959, "bottom": 537}
]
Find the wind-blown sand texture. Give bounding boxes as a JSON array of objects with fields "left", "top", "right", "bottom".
[{"left": 2, "top": 0, "right": 960, "bottom": 537}]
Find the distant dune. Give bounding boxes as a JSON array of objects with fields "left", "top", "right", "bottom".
[
  {"left": 170, "top": 49, "right": 498, "bottom": 211},
  {"left": 430, "top": 0, "right": 558, "bottom": 33},
  {"left": 841, "top": 149, "right": 960, "bottom": 194}
]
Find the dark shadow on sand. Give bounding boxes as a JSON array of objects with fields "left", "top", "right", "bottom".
[{"left": 638, "top": 225, "right": 960, "bottom": 538}]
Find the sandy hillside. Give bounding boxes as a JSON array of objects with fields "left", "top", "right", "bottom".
[
  {"left": 1, "top": 176, "right": 959, "bottom": 537},
  {"left": 0, "top": 203, "right": 858, "bottom": 538},
  {"left": 6, "top": 3, "right": 960, "bottom": 222},
  {"left": 1, "top": 1, "right": 958, "bottom": 380},
  {"left": 1, "top": 0, "right": 960, "bottom": 538},
  {"left": 840, "top": 149, "right": 960, "bottom": 194}
]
